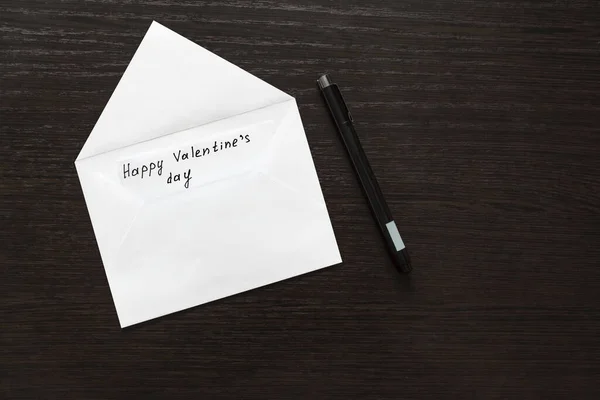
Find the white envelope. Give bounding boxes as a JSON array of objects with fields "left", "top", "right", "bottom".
[{"left": 75, "top": 21, "right": 341, "bottom": 327}]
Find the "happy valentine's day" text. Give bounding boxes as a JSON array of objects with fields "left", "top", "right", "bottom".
[{"left": 122, "top": 134, "right": 251, "bottom": 189}]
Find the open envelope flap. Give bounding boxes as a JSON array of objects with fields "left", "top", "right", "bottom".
[
  {"left": 75, "top": 99, "right": 341, "bottom": 327},
  {"left": 76, "top": 21, "right": 292, "bottom": 161}
]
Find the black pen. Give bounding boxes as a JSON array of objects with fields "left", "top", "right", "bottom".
[{"left": 318, "top": 74, "right": 412, "bottom": 273}]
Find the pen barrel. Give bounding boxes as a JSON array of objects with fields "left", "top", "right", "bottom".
[
  {"left": 321, "top": 84, "right": 411, "bottom": 273},
  {"left": 338, "top": 122, "right": 392, "bottom": 223}
]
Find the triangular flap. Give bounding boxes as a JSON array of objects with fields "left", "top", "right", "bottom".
[{"left": 76, "top": 21, "right": 292, "bottom": 161}]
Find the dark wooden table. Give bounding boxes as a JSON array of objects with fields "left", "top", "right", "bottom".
[{"left": 2, "top": 1, "right": 600, "bottom": 398}]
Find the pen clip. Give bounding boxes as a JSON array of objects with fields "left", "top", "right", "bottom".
[{"left": 335, "top": 85, "right": 353, "bottom": 123}]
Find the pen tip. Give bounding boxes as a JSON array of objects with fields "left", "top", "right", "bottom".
[{"left": 397, "top": 249, "right": 412, "bottom": 273}]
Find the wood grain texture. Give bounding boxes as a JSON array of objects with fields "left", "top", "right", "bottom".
[{"left": 2, "top": 0, "right": 600, "bottom": 398}]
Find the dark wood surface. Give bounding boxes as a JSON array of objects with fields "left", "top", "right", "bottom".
[{"left": 2, "top": 1, "right": 600, "bottom": 398}]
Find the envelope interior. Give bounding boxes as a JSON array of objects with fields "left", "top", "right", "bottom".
[{"left": 76, "top": 100, "right": 341, "bottom": 327}]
